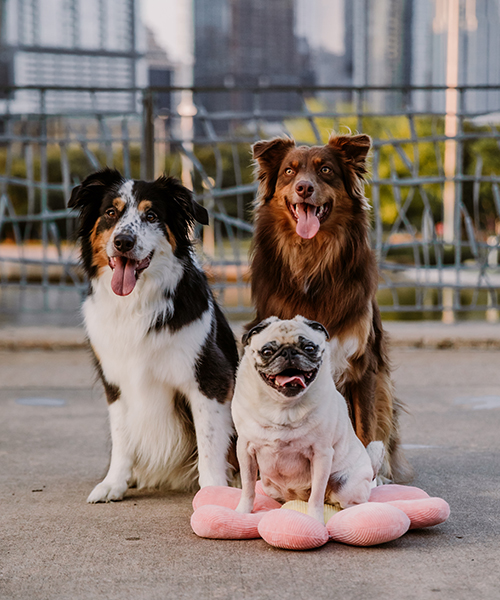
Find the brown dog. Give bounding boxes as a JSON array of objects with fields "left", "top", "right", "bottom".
[{"left": 248, "top": 133, "right": 412, "bottom": 483}]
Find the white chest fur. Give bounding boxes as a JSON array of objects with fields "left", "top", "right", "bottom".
[
  {"left": 84, "top": 253, "right": 212, "bottom": 389},
  {"left": 83, "top": 268, "right": 214, "bottom": 490}
]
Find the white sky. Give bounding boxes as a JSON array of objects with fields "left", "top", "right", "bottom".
[
  {"left": 141, "top": 0, "right": 345, "bottom": 65},
  {"left": 141, "top": 0, "right": 193, "bottom": 65}
]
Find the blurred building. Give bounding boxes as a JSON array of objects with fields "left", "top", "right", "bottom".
[
  {"left": 411, "top": 0, "right": 500, "bottom": 114},
  {"left": 193, "top": 0, "right": 313, "bottom": 129},
  {"left": 138, "top": 0, "right": 500, "bottom": 124},
  {"left": 191, "top": 0, "right": 500, "bottom": 116},
  {"left": 0, "top": 0, "right": 147, "bottom": 113},
  {"left": 346, "top": 0, "right": 500, "bottom": 114},
  {"left": 295, "top": 0, "right": 348, "bottom": 105},
  {"left": 146, "top": 26, "right": 173, "bottom": 115}
]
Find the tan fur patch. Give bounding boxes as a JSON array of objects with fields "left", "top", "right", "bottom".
[
  {"left": 166, "top": 225, "right": 177, "bottom": 252},
  {"left": 90, "top": 220, "right": 114, "bottom": 272},
  {"left": 112, "top": 197, "right": 126, "bottom": 212},
  {"left": 337, "top": 303, "right": 373, "bottom": 361},
  {"left": 352, "top": 388, "right": 366, "bottom": 443},
  {"left": 138, "top": 200, "right": 152, "bottom": 213},
  {"left": 374, "top": 369, "right": 395, "bottom": 445},
  {"left": 330, "top": 303, "right": 373, "bottom": 387},
  {"left": 91, "top": 344, "right": 100, "bottom": 363}
]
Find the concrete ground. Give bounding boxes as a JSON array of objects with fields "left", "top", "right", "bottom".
[{"left": 1, "top": 324, "right": 500, "bottom": 599}]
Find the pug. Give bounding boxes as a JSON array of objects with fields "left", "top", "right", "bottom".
[{"left": 232, "top": 316, "right": 384, "bottom": 524}]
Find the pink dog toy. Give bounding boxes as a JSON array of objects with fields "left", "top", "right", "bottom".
[{"left": 191, "top": 483, "right": 450, "bottom": 550}]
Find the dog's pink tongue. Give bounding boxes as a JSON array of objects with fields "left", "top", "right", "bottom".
[
  {"left": 110, "top": 257, "right": 137, "bottom": 296},
  {"left": 295, "top": 203, "right": 320, "bottom": 239},
  {"left": 275, "top": 374, "right": 307, "bottom": 388}
]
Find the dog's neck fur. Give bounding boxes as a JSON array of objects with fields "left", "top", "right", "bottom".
[
  {"left": 250, "top": 198, "right": 376, "bottom": 337},
  {"left": 86, "top": 241, "right": 195, "bottom": 337}
]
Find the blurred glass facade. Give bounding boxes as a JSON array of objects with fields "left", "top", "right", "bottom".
[
  {"left": 0, "top": 0, "right": 147, "bottom": 113},
  {"left": 193, "top": 0, "right": 500, "bottom": 115}
]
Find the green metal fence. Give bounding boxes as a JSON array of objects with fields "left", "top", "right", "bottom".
[{"left": 0, "top": 84, "right": 499, "bottom": 322}]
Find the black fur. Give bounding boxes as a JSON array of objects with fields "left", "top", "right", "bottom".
[
  {"left": 195, "top": 304, "right": 238, "bottom": 403},
  {"left": 69, "top": 169, "right": 209, "bottom": 279},
  {"left": 150, "top": 262, "right": 210, "bottom": 333},
  {"left": 71, "top": 168, "right": 238, "bottom": 409},
  {"left": 327, "top": 473, "right": 347, "bottom": 495},
  {"left": 69, "top": 168, "right": 125, "bottom": 279},
  {"left": 91, "top": 346, "right": 121, "bottom": 404},
  {"left": 242, "top": 320, "right": 273, "bottom": 346},
  {"left": 302, "top": 319, "right": 330, "bottom": 340},
  {"left": 131, "top": 177, "right": 208, "bottom": 259}
]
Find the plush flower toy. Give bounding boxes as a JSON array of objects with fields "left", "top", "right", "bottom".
[{"left": 191, "top": 482, "right": 450, "bottom": 550}]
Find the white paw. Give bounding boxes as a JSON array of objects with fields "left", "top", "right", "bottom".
[
  {"left": 307, "top": 506, "right": 326, "bottom": 525},
  {"left": 235, "top": 497, "right": 255, "bottom": 514},
  {"left": 87, "top": 480, "right": 128, "bottom": 503},
  {"left": 198, "top": 473, "right": 228, "bottom": 488}
]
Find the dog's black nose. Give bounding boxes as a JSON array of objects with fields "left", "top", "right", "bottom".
[
  {"left": 113, "top": 233, "right": 136, "bottom": 253},
  {"left": 295, "top": 180, "right": 314, "bottom": 199},
  {"left": 279, "top": 346, "right": 299, "bottom": 360}
]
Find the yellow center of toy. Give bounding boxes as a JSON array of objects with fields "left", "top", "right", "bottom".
[{"left": 281, "top": 500, "right": 342, "bottom": 522}]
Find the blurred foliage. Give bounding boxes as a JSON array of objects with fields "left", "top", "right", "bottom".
[
  {"left": 1, "top": 100, "right": 499, "bottom": 245},
  {"left": 188, "top": 143, "right": 255, "bottom": 221},
  {"left": 286, "top": 98, "right": 500, "bottom": 237}
]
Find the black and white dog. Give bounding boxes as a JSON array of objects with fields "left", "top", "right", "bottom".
[{"left": 69, "top": 168, "right": 238, "bottom": 502}]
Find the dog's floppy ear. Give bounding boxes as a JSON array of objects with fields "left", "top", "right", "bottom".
[
  {"left": 68, "top": 168, "right": 124, "bottom": 242},
  {"left": 68, "top": 168, "right": 124, "bottom": 210},
  {"left": 303, "top": 319, "right": 330, "bottom": 340},
  {"left": 242, "top": 319, "right": 274, "bottom": 346},
  {"left": 327, "top": 134, "right": 371, "bottom": 205},
  {"left": 328, "top": 134, "right": 371, "bottom": 176},
  {"left": 193, "top": 200, "right": 209, "bottom": 225},
  {"left": 252, "top": 137, "right": 295, "bottom": 203},
  {"left": 155, "top": 175, "right": 209, "bottom": 225}
]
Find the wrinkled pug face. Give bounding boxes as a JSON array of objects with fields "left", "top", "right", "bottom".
[{"left": 243, "top": 316, "right": 329, "bottom": 398}]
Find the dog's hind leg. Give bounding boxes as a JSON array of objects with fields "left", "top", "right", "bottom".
[
  {"left": 366, "top": 440, "right": 385, "bottom": 480},
  {"left": 87, "top": 400, "right": 134, "bottom": 503},
  {"left": 374, "top": 370, "right": 414, "bottom": 484},
  {"left": 188, "top": 389, "right": 234, "bottom": 488}
]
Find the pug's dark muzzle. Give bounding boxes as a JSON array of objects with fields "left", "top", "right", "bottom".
[{"left": 257, "top": 345, "right": 321, "bottom": 397}]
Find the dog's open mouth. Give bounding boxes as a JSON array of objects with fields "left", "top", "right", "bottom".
[
  {"left": 287, "top": 202, "right": 331, "bottom": 240},
  {"left": 261, "top": 367, "right": 318, "bottom": 395},
  {"left": 108, "top": 251, "right": 154, "bottom": 296}
]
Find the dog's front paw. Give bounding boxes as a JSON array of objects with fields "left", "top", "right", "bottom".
[
  {"left": 235, "top": 497, "right": 255, "bottom": 514},
  {"left": 87, "top": 480, "right": 128, "bottom": 503},
  {"left": 307, "top": 505, "right": 326, "bottom": 525}
]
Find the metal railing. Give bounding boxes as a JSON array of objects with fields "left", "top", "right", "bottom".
[{"left": 0, "top": 83, "right": 500, "bottom": 322}]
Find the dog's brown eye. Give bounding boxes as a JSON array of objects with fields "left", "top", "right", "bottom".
[
  {"left": 304, "top": 344, "right": 316, "bottom": 354},
  {"left": 320, "top": 166, "right": 331, "bottom": 174},
  {"left": 284, "top": 168, "right": 294, "bottom": 176},
  {"left": 261, "top": 347, "right": 274, "bottom": 358},
  {"left": 145, "top": 211, "right": 158, "bottom": 223},
  {"left": 105, "top": 208, "right": 116, "bottom": 218}
]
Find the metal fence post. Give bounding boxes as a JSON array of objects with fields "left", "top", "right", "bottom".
[
  {"left": 141, "top": 90, "right": 155, "bottom": 181},
  {"left": 1, "top": 83, "right": 500, "bottom": 319}
]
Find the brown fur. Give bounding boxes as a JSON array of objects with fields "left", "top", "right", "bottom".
[
  {"left": 112, "top": 197, "right": 126, "bottom": 212},
  {"left": 137, "top": 199, "right": 153, "bottom": 212},
  {"left": 90, "top": 222, "right": 113, "bottom": 271},
  {"left": 248, "top": 133, "right": 413, "bottom": 483}
]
